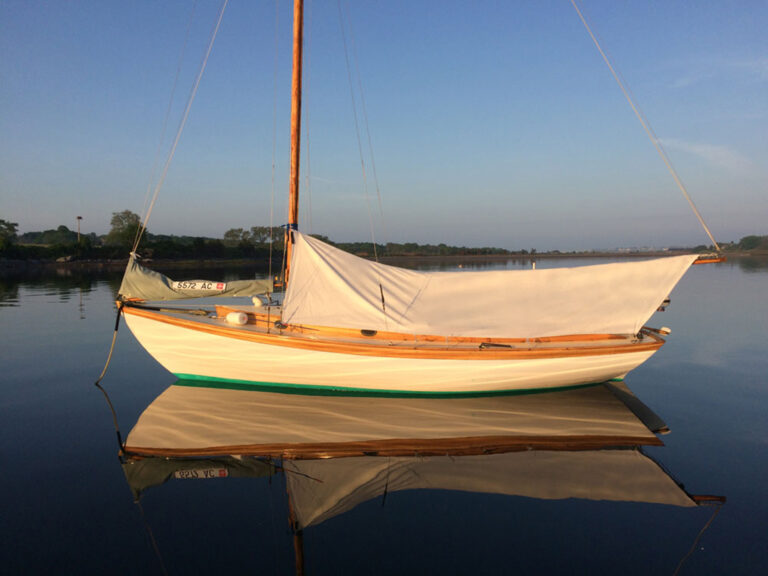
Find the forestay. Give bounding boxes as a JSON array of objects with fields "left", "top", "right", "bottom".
[
  {"left": 118, "top": 255, "right": 272, "bottom": 301},
  {"left": 283, "top": 232, "right": 697, "bottom": 338}
]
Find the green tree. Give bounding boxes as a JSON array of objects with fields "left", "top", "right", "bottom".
[
  {"left": 105, "top": 210, "right": 143, "bottom": 250},
  {"left": 223, "top": 228, "right": 247, "bottom": 247},
  {"left": 0, "top": 219, "right": 19, "bottom": 252},
  {"left": 738, "top": 235, "right": 768, "bottom": 251},
  {"left": 249, "top": 226, "right": 273, "bottom": 245},
  {"left": 48, "top": 225, "right": 76, "bottom": 245}
]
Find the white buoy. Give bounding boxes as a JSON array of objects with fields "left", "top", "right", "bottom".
[
  {"left": 226, "top": 312, "right": 248, "bottom": 326},
  {"left": 252, "top": 296, "right": 264, "bottom": 308}
]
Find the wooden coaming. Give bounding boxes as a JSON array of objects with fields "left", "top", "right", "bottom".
[{"left": 215, "top": 305, "right": 629, "bottom": 344}]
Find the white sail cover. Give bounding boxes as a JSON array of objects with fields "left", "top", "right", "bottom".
[{"left": 283, "top": 232, "right": 697, "bottom": 338}]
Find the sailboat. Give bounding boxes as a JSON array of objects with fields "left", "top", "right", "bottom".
[{"left": 117, "top": 1, "right": 705, "bottom": 395}]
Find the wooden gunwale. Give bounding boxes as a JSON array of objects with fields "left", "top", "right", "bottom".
[
  {"left": 123, "top": 433, "right": 663, "bottom": 459},
  {"left": 123, "top": 304, "right": 664, "bottom": 360}
]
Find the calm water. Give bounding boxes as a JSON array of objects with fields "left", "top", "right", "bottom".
[{"left": 1, "top": 258, "right": 766, "bottom": 574}]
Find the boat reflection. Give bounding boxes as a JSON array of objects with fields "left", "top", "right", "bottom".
[
  {"left": 121, "top": 380, "right": 716, "bottom": 508},
  {"left": 120, "top": 381, "right": 723, "bottom": 573}
]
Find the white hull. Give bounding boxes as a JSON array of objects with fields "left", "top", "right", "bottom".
[{"left": 123, "top": 312, "right": 658, "bottom": 394}]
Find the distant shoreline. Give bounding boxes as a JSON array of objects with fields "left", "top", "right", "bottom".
[{"left": 2, "top": 250, "right": 764, "bottom": 276}]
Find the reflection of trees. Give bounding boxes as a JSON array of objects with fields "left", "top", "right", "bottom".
[
  {"left": 0, "top": 263, "right": 275, "bottom": 308},
  {"left": 0, "top": 270, "right": 121, "bottom": 305},
  {"left": 0, "top": 279, "right": 19, "bottom": 305},
  {"left": 736, "top": 256, "right": 768, "bottom": 273}
]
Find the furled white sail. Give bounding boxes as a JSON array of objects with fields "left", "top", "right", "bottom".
[
  {"left": 118, "top": 255, "right": 271, "bottom": 301},
  {"left": 283, "top": 232, "right": 697, "bottom": 338}
]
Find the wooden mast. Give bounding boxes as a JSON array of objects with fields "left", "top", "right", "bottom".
[{"left": 285, "top": 0, "right": 304, "bottom": 284}]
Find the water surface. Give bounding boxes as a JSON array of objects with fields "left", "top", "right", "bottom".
[{"left": 1, "top": 258, "right": 766, "bottom": 574}]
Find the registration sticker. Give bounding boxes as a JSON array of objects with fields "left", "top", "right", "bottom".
[
  {"left": 172, "top": 281, "right": 227, "bottom": 291},
  {"left": 173, "top": 468, "right": 229, "bottom": 479}
]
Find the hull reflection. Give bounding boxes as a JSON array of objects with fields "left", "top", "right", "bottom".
[
  {"left": 120, "top": 380, "right": 724, "bottom": 574},
  {"left": 122, "top": 381, "right": 713, "bottom": 515}
]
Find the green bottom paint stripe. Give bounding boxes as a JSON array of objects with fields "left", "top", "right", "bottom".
[{"left": 173, "top": 373, "right": 619, "bottom": 398}]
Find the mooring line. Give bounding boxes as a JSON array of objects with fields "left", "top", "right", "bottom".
[{"left": 94, "top": 302, "right": 125, "bottom": 452}]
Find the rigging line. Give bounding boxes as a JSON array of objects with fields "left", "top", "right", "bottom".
[
  {"left": 134, "top": 0, "right": 198, "bottom": 250},
  {"left": 673, "top": 503, "right": 723, "bottom": 576},
  {"left": 303, "top": 0, "right": 314, "bottom": 234},
  {"left": 337, "top": 0, "right": 389, "bottom": 323},
  {"left": 269, "top": 0, "right": 280, "bottom": 297},
  {"left": 345, "top": 0, "right": 384, "bottom": 223},
  {"left": 336, "top": 0, "right": 378, "bottom": 263},
  {"left": 136, "top": 501, "right": 170, "bottom": 576},
  {"left": 133, "top": 0, "right": 229, "bottom": 253},
  {"left": 570, "top": 0, "right": 721, "bottom": 252}
]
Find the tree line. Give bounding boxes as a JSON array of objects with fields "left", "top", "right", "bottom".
[
  {"left": 0, "top": 211, "right": 279, "bottom": 260},
  {"left": 2, "top": 211, "right": 766, "bottom": 261},
  {"left": 0, "top": 210, "right": 517, "bottom": 261}
]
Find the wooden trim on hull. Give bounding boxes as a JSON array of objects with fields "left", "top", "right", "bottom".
[
  {"left": 122, "top": 304, "right": 664, "bottom": 361},
  {"left": 123, "top": 433, "right": 663, "bottom": 459}
]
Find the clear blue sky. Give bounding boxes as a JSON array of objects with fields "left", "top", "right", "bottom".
[{"left": 1, "top": 1, "right": 766, "bottom": 250}]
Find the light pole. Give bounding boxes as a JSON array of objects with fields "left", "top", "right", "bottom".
[{"left": 76, "top": 216, "right": 82, "bottom": 244}]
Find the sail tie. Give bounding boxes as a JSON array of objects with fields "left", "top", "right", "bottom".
[{"left": 379, "top": 283, "right": 386, "bottom": 312}]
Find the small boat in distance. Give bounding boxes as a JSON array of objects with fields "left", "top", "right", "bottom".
[{"left": 118, "top": 1, "right": 702, "bottom": 395}]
